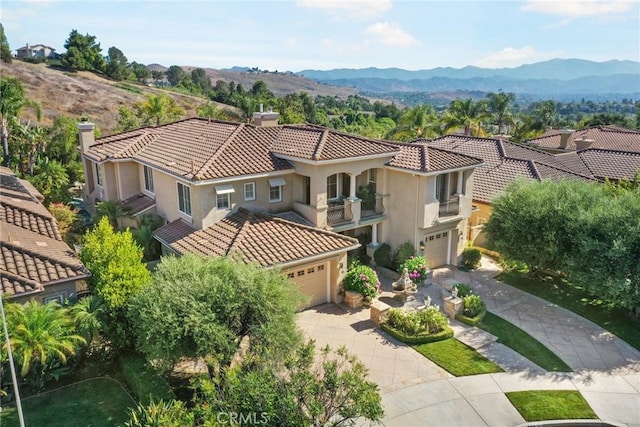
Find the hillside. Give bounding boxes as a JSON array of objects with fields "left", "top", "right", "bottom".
[{"left": 1, "top": 61, "right": 229, "bottom": 134}]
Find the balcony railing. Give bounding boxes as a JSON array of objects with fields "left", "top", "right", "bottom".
[
  {"left": 327, "top": 201, "right": 351, "bottom": 225},
  {"left": 438, "top": 195, "right": 460, "bottom": 217},
  {"left": 361, "top": 195, "right": 385, "bottom": 219}
]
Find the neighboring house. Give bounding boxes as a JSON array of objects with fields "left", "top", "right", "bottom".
[
  {"left": 424, "top": 136, "right": 597, "bottom": 245},
  {"left": 15, "top": 43, "right": 58, "bottom": 60},
  {"left": 78, "top": 113, "right": 482, "bottom": 308},
  {"left": 0, "top": 167, "right": 90, "bottom": 304},
  {"left": 528, "top": 125, "right": 640, "bottom": 153}
]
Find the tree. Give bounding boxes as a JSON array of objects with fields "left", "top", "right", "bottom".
[
  {"left": 105, "top": 46, "right": 130, "bottom": 81},
  {"left": 3, "top": 301, "right": 85, "bottom": 390},
  {"left": 442, "top": 98, "right": 490, "bottom": 136},
  {"left": 29, "top": 159, "right": 69, "bottom": 203},
  {"left": 9, "top": 120, "right": 47, "bottom": 175},
  {"left": 486, "top": 91, "right": 516, "bottom": 135},
  {"left": 129, "top": 62, "right": 151, "bottom": 83},
  {"left": 61, "top": 29, "right": 106, "bottom": 72},
  {"left": 134, "top": 94, "right": 185, "bottom": 126},
  {"left": 195, "top": 102, "right": 226, "bottom": 121},
  {"left": 125, "top": 400, "right": 193, "bottom": 427},
  {"left": 46, "top": 116, "right": 83, "bottom": 183},
  {"left": 0, "top": 77, "right": 42, "bottom": 167},
  {"left": 387, "top": 105, "right": 441, "bottom": 141},
  {"left": 150, "top": 70, "right": 164, "bottom": 85},
  {"left": 0, "top": 23, "right": 11, "bottom": 63},
  {"left": 530, "top": 100, "right": 558, "bottom": 130},
  {"left": 128, "top": 255, "right": 304, "bottom": 371},
  {"left": 190, "top": 68, "right": 211, "bottom": 94},
  {"left": 165, "top": 65, "right": 186, "bottom": 87},
  {"left": 115, "top": 105, "right": 141, "bottom": 132},
  {"left": 195, "top": 341, "right": 383, "bottom": 426},
  {"left": 80, "top": 217, "right": 151, "bottom": 311},
  {"left": 68, "top": 295, "right": 106, "bottom": 346},
  {"left": 93, "top": 199, "right": 129, "bottom": 229}
]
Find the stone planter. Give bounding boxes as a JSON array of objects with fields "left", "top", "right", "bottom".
[{"left": 344, "top": 291, "right": 364, "bottom": 308}]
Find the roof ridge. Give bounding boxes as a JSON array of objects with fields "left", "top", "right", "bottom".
[
  {"left": 527, "top": 160, "right": 541, "bottom": 179},
  {"left": 421, "top": 145, "right": 429, "bottom": 171},
  {"left": 496, "top": 139, "right": 507, "bottom": 158},
  {"left": 0, "top": 269, "right": 43, "bottom": 289},
  {"left": 226, "top": 208, "right": 253, "bottom": 255},
  {"left": 193, "top": 123, "right": 245, "bottom": 179},
  {"left": 1, "top": 240, "right": 86, "bottom": 272},
  {"left": 529, "top": 160, "right": 597, "bottom": 181},
  {"left": 311, "top": 129, "right": 329, "bottom": 161}
]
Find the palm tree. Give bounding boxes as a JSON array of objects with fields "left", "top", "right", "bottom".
[
  {"left": 31, "top": 159, "right": 70, "bottom": 203},
  {"left": 0, "top": 77, "right": 42, "bottom": 167},
  {"left": 486, "top": 91, "right": 516, "bottom": 135},
  {"left": 386, "top": 105, "right": 441, "bottom": 141},
  {"left": 135, "top": 94, "right": 185, "bottom": 126},
  {"left": 94, "top": 200, "right": 130, "bottom": 229},
  {"left": 4, "top": 301, "right": 85, "bottom": 388},
  {"left": 442, "top": 98, "right": 490, "bottom": 137},
  {"left": 68, "top": 296, "right": 105, "bottom": 345}
]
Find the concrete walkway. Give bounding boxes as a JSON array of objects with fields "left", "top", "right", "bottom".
[{"left": 297, "top": 256, "right": 640, "bottom": 426}]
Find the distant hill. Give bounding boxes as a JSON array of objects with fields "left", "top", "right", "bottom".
[{"left": 298, "top": 59, "right": 640, "bottom": 98}]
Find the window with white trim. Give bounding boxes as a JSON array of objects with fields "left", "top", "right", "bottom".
[
  {"left": 268, "top": 177, "right": 286, "bottom": 203},
  {"left": 143, "top": 166, "right": 154, "bottom": 193},
  {"left": 217, "top": 193, "right": 230, "bottom": 209},
  {"left": 96, "top": 164, "right": 103, "bottom": 186},
  {"left": 244, "top": 182, "right": 256, "bottom": 201},
  {"left": 177, "top": 182, "right": 191, "bottom": 216},
  {"left": 44, "top": 294, "right": 65, "bottom": 304}
]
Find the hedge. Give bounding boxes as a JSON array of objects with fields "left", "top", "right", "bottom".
[
  {"left": 380, "top": 322, "right": 454, "bottom": 345},
  {"left": 455, "top": 308, "right": 487, "bottom": 326},
  {"left": 119, "top": 352, "right": 175, "bottom": 404}
]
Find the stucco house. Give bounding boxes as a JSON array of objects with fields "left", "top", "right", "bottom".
[
  {"left": 527, "top": 125, "right": 640, "bottom": 153},
  {"left": 77, "top": 113, "right": 483, "bottom": 308},
  {"left": 15, "top": 43, "right": 58, "bottom": 60},
  {"left": 0, "top": 167, "right": 90, "bottom": 304}
]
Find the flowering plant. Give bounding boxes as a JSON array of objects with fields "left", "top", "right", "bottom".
[
  {"left": 343, "top": 264, "right": 381, "bottom": 301},
  {"left": 400, "top": 255, "right": 430, "bottom": 284}
]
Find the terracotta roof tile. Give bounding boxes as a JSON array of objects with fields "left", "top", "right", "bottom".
[
  {"left": 154, "top": 208, "right": 359, "bottom": 267},
  {"left": 119, "top": 193, "right": 156, "bottom": 215},
  {"left": 386, "top": 142, "right": 483, "bottom": 172},
  {"left": 0, "top": 168, "right": 88, "bottom": 298},
  {"left": 529, "top": 125, "right": 640, "bottom": 152},
  {"left": 578, "top": 149, "right": 640, "bottom": 180}
]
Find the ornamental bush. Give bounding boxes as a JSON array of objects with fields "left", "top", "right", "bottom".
[
  {"left": 463, "top": 295, "right": 486, "bottom": 318},
  {"left": 461, "top": 247, "right": 482, "bottom": 270},
  {"left": 392, "top": 241, "right": 416, "bottom": 270},
  {"left": 387, "top": 307, "right": 448, "bottom": 336},
  {"left": 454, "top": 283, "right": 473, "bottom": 298},
  {"left": 343, "top": 263, "right": 380, "bottom": 301},
  {"left": 373, "top": 243, "right": 393, "bottom": 269},
  {"left": 400, "top": 255, "right": 430, "bottom": 283}
]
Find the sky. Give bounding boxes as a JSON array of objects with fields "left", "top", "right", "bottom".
[{"left": 2, "top": 0, "right": 639, "bottom": 71}]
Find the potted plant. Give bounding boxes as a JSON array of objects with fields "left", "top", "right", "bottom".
[{"left": 399, "top": 255, "right": 430, "bottom": 286}]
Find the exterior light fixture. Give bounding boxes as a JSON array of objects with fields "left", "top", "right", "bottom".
[{"left": 419, "top": 241, "right": 425, "bottom": 251}]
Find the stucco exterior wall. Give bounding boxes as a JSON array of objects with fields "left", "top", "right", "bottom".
[{"left": 116, "top": 162, "right": 140, "bottom": 200}]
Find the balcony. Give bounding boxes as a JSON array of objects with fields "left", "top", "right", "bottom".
[
  {"left": 361, "top": 195, "right": 385, "bottom": 219},
  {"left": 327, "top": 200, "right": 352, "bottom": 226},
  {"left": 439, "top": 195, "right": 460, "bottom": 217}
]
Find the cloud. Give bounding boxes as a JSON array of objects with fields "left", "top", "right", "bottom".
[
  {"left": 296, "top": 0, "right": 393, "bottom": 20},
  {"left": 522, "top": 0, "right": 635, "bottom": 16},
  {"left": 364, "top": 22, "right": 419, "bottom": 47},
  {"left": 284, "top": 37, "right": 298, "bottom": 47},
  {"left": 475, "top": 46, "right": 563, "bottom": 68}
]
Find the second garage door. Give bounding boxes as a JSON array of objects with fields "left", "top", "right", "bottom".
[
  {"left": 286, "top": 262, "right": 329, "bottom": 309},
  {"left": 423, "top": 230, "right": 450, "bottom": 268}
]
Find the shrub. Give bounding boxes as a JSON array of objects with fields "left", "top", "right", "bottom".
[
  {"left": 387, "top": 307, "right": 449, "bottom": 336},
  {"left": 463, "top": 295, "right": 486, "bottom": 318},
  {"left": 343, "top": 263, "right": 380, "bottom": 301},
  {"left": 373, "top": 243, "right": 393, "bottom": 269},
  {"left": 393, "top": 242, "right": 416, "bottom": 270},
  {"left": 461, "top": 247, "right": 482, "bottom": 270},
  {"left": 120, "top": 353, "right": 175, "bottom": 404},
  {"left": 380, "top": 322, "right": 454, "bottom": 344},
  {"left": 454, "top": 283, "right": 473, "bottom": 298},
  {"left": 400, "top": 255, "right": 430, "bottom": 283}
]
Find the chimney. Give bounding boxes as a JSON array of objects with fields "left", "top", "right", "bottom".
[
  {"left": 77, "top": 119, "right": 95, "bottom": 154},
  {"left": 252, "top": 106, "right": 279, "bottom": 127},
  {"left": 559, "top": 128, "right": 573, "bottom": 149},
  {"left": 574, "top": 138, "right": 594, "bottom": 152}
]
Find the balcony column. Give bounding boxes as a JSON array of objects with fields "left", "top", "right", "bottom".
[
  {"left": 348, "top": 173, "right": 358, "bottom": 201},
  {"left": 457, "top": 172, "right": 464, "bottom": 195},
  {"left": 371, "top": 223, "right": 378, "bottom": 246}
]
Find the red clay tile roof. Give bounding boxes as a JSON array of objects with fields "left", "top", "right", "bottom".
[
  {"left": 119, "top": 193, "right": 156, "bottom": 215},
  {"left": 426, "top": 136, "right": 595, "bottom": 203},
  {"left": 0, "top": 168, "right": 89, "bottom": 298},
  {"left": 271, "top": 125, "right": 400, "bottom": 161},
  {"left": 85, "top": 118, "right": 294, "bottom": 181},
  {"left": 529, "top": 125, "right": 640, "bottom": 152},
  {"left": 154, "top": 208, "right": 359, "bottom": 267},
  {"left": 386, "top": 142, "right": 483, "bottom": 172},
  {"left": 578, "top": 149, "right": 640, "bottom": 181}
]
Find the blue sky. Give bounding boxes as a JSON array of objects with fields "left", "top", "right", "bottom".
[{"left": 2, "top": 0, "right": 639, "bottom": 71}]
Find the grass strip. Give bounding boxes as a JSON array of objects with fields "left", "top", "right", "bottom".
[
  {"left": 412, "top": 338, "right": 503, "bottom": 376},
  {"left": 479, "top": 312, "right": 572, "bottom": 372},
  {"left": 497, "top": 271, "right": 640, "bottom": 350},
  {"left": 506, "top": 390, "right": 597, "bottom": 421}
]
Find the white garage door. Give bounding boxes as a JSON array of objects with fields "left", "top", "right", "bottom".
[
  {"left": 424, "top": 231, "right": 450, "bottom": 268},
  {"left": 285, "top": 262, "right": 329, "bottom": 309}
]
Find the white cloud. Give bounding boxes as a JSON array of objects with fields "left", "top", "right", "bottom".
[
  {"left": 284, "top": 37, "right": 298, "bottom": 47},
  {"left": 296, "top": 0, "right": 393, "bottom": 20},
  {"left": 522, "top": 0, "right": 635, "bottom": 16},
  {"left": 475, "top": 46, "right": 563, "bottom": 68},
  {"left": 364, "top": 22, "right": 419, "bottom": 47}
]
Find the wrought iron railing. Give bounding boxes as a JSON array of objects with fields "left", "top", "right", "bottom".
[
  {"left": 361, "top": 195, "right": 385, "bottom": 219},
  {"left": 327, "top": 203, "right": 346, "bottom": 225}
]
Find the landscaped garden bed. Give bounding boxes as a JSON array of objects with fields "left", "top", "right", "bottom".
[
  {"left": 506, "top": 390, "right": 597, "bottom": 421},
  {"left": 412, "top": 339, "right": 503, "bottom": 376}
]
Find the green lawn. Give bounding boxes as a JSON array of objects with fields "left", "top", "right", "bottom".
[
  {"left": 0, "top": 377, "right": 135, "bottom": 427},
  {"left": 413, "top": 338, "right": 503, "bottom": 376},
  {"left": 496, "top": 271, "right": 640, "bottom": 351},
  {"left": 506, "top": 390, "right": 597, "bottom": 421},
  {"left": 479, "top": 312, "right": 572, "bottom": 372}
]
